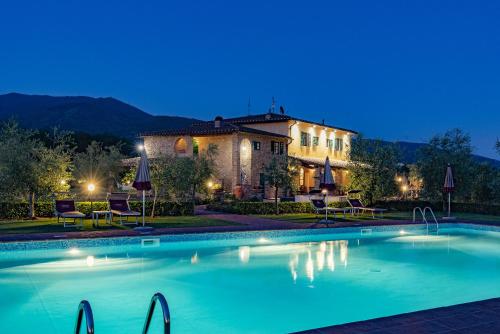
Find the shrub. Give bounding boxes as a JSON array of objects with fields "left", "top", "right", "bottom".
[
  {"left": 376, "top": 200, "right": 500, "bottom": 216},
  {"left": 0, "top": 200, "right": 194, "bottom": 219}
]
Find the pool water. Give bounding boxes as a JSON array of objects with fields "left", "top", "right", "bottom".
[{"left": 0, "top": 224, "right": 499, "bottom": 333}]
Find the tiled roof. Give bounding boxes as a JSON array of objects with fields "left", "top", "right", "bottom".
[
  {"left": 140, "top": 122, "right": 289, "bottom": 138},
  {"left": 203, "top": 113, "right": 358, "bottom": 134}
]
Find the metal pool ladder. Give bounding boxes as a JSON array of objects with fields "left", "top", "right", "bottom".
[
  {"left": 74, "top": 300, "right": 94, "bottom": 334},
  {"left": 142, "top": 292, "right": 171, "bottom": 334},
  {"left": 413, "top": 206, "right": 439, "bottom": 232},
  {"left": 74, "top": 292, "right": 170, "bottom": 334}
]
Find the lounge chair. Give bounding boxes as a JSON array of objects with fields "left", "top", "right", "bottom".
[
  {"left": 107, "top": 193, "right": 140, "bottom": 225},
  {"left": 347, "top": 198, "right": 387, "bottom": 218},
  {"left": 311, "top": 199, "right": 351, "bottom": 219},
  {"left": 54, "top": 199, "right": 85, "bottom": 228}
]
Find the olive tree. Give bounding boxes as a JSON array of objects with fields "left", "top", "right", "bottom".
[
  {"left": 347, "top": 136, "right": 399, "bottom": 205},
  {"left": 0, "top": 121, "right": 72, "bottom": 217},
  {"left": 416, "top": 129, "right": 473, "bottom": 202},
  {"left": 262, "top": 156, "right": 298, "bottom": 214},
  {"left": 73, "top": 141, "right": 124, "bottom": 194}
]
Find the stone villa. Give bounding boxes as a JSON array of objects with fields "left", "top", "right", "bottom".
[{"left": 141, "top": 112, "right": 357, "bottom": 199}]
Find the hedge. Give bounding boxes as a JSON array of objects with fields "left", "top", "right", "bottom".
[
  {"left": 377, "top": 200, "right": 500, "bottom": 216},
  {"left": 207, "top": 201, "right": 350, "bottom": 215},
  {"left": 208, "top": 199, "right": 500, "bottom": 216},
  {"left": 0, "top": 201, "right": 194, "bottom": 219}
]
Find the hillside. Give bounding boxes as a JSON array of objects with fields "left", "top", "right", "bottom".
[
  {"left": 364, "top": 139, "right": 500, "bottom": 168},
  {"left": 0, "top": 93, "right": 198, "bottom": 138}
]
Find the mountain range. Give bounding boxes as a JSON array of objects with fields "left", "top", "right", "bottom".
[
  {"left": 1, "top": 92, "right": 499, "bottom": 167},
  {"left": 0, "top": 92, "right": 198, "bottom": 138}
]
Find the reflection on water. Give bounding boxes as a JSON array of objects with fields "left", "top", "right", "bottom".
[
  {"left": 239, "top": 246, "right": 251, "bottom": 263},
  {"left": 86, "top": 255, "right": 95, "bottom": 267},
  {"left": 281, "top": 240, "right": 349, "bottom": 282},
  {"left": 340, "top": 240, "right": 348, "bottom": 267},
  {"left": 191, "top": 252, "right": 199, "bottom": 264}
]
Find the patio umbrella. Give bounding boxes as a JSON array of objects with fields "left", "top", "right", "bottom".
[
  {"left": 133, "top": 148, "right": 152, "bottom": 226},
  {"left": 443, "top": 164, "right": 455, "bottom": 218},
  {"left": 320, "top": 157, "right": 336, "bottom": 223}
]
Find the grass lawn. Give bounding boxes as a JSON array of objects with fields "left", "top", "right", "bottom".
[
  {"left": 257, "top": 211, "right": 500, "bottom": 224},
  {"left": 0, "top": 216, "right": 237, "bottom": 235}
]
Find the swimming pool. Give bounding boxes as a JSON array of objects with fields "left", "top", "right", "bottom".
[{"left": 0, "top": 223, "right": 499, "bottom": 333}]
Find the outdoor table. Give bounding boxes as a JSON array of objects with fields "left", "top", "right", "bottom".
[{"left": 92, "top": 210, "right": 112, "bottom": 227}]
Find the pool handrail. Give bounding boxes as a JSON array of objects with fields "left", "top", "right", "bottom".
[
  {"left": 142, "top": 292, "right": 171, "bottom": 334},
  {"left": 424, "top": 206, "right": 439, "bottom": 230},
  {"left": 74, "top": 300, "right": 95, "bottom": 334},
  {"left": 413, "top": 206, "right": 439, "bottom": 231}
]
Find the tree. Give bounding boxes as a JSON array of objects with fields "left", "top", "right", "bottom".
[
  {"left": 470, "top": 162, "right": 500, "bottom": 204},
  {"left": 416, "top": 129, "right": 473, "bottom": 202},
  {"left": 185, "top": 144, "right": 218, "bottom": 205},
  {"left": 347, "top": 136, "right": 399, "bottom": 205},
  {"left": 149, "top": 154, "right": 178, "bottom": 216},
  {"left": 262, "top": 156, "right": 298, "bottom": 214},
  {"left": 496, "top": 139, "right": 500, "bottom": 155},
  {"left": 0, "top": 121, "right": 72, "bottom": 217},
  {"left": 407, "top": 164, "right": 423, "bottom": 199},
  {"left": 73, "top": 141, "right": 124, "bottom": 194}
]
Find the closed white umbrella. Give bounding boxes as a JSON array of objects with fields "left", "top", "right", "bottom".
[
  {"left": 320, "top": 157, "right": 336, "bottom": 223},
  {"left": 443, "top": 164, "right": 455, "bottom": 218},
  {"left": 133, "top": 148, "right": 152, "bottom": 226}
]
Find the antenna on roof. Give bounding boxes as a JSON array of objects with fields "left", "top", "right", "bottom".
[
  {"left": 271, "top": 96, "right": 276, "bottom": 113},
  {"left": 247, "top": 97, "right": 251, "bottom": 115}
]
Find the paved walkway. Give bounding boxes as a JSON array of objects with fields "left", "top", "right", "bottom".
[{"left": 295, "top": 297, "right": 500, "bottom": 334}]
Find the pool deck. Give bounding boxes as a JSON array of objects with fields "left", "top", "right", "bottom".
[
  {"left": 0, "top": 207, "right": 497, "bottom": 243},
  {"left": 295, "top": 297, "right": 500, "bottom": 334}
]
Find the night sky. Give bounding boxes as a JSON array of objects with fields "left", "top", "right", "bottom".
[{"left": 1, "top": 0, "right": 499, "bottom": 158}]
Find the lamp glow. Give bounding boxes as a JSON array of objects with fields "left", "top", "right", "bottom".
[
  {"left": 86, "top": 256, "right": 95, "bottom": 267},
  {"left": 68, "top": 248, "right": 80, "bottom": 255},
  {"left": 137, "top": 144, "right": 144, "bottom": 151},
  {"left": 87, "top": 183, "right": 95, "bottom": 192}
]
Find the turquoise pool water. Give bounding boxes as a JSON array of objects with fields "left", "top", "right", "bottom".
[{"left": 0, "top": 224, "right": 499, "bottom": 333}]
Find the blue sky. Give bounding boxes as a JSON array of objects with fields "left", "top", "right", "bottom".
[{"left": 1, "top": 0, "right": 499, "bottom": 158}]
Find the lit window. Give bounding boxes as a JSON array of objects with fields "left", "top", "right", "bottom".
[
  {"left": 174, "top": 138, "right": 187, "bottom": 154},
  {"left": 326, "top": 138, "right": 334, "bottom": 149},
  {"left": 299, "top": 168, "right": 304, "bottom": 186},
  {"left": 300, "top": 132, "right": 311, "bottom": 146},
  {"left": 335, "top": 138, "right": 343, "bottom": 151}
]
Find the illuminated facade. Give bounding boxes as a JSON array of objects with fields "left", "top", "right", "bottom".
[{"left": 141, "top": 112, "right": 357, "bottom": 198}]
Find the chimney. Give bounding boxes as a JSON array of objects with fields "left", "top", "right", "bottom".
[{"left": 214, "top": 116, "right": 223, "bottom": 128}]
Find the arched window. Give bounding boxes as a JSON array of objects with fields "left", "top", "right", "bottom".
[{"left": 174, "top": 138, "right": 187, "bottom": 154}]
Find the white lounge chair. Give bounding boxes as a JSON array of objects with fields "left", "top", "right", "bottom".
[{"left": 347, "top": 198, "right": 387, "bottom": 218}]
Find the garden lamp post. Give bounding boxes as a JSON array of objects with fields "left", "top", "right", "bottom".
[{"left": 88, "top": 183, "right": 95, "bottom": 213}]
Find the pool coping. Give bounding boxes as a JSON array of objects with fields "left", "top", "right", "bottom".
[
  {"left": 294, "top": 297, "right": 500, "bottom": 334},
  {"left": 0, "top": 221, "right": 498, "bottom": 251},
  {"left": 0, "top": 217, "right": 498, "bottom": 244}
]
